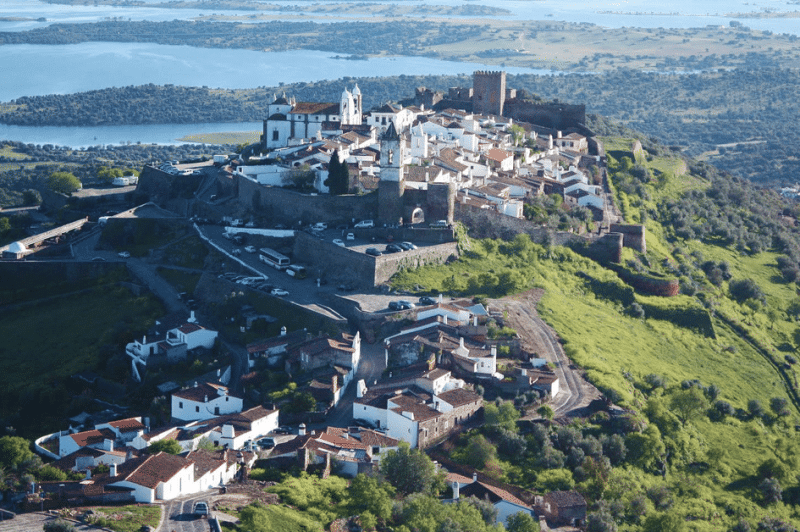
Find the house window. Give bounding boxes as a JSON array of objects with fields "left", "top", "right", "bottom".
[
  {"left": 381, "top": 117, "right": 386, "bottom": 125},
  {"left": 226, "top": 397, "right": 229, "bottom": 402},
  {"left": 215, "top": 407, "right": 220, "bottom": 415},
  {"left": 272, "top": 130, "right": 279, "bottom": 141},
  {"left": 196, "top": 406, "right": 200, "bottom": 413},
  {"left": 179, "top": 402, "right": 183, "bottom": 408}
]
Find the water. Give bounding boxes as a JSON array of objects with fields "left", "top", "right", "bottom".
[
  {"left": 0, "top": 43, "right": 553, "bottom": 103},
  {"left": 0, "top": 121, "right": 264, "bottom": 148}
]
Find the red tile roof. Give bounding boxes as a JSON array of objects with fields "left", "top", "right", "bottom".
[
  {"left": 173, "top": 381, "right": 239, "bottom": 402},
  {"left": 122, "top": 452, "right": 193, "bottom": 489},
  {"left": 436, "top": 388, "right": 482, "bottom": 408},
  {"left": 107, "top": 418, "right": 145, "bottom": 432}
]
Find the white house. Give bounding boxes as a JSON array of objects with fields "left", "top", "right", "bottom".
[
  {"left": 126, "top": 311, "right": 217, "bottom": 367},
  {"left": 171, "top": 381, "right": 243, "bottom": 422}
]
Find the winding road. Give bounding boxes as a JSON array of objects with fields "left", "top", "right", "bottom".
[{"left": 493, "top": 290, "right": 601, "bottom": 417}]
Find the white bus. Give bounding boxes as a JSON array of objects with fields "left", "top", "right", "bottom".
[{"left": 259, "top": 248, "right": 290, "bottom": 270}]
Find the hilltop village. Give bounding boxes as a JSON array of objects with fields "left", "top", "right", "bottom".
[{"left": 0, "top": 72, "right": 649, "bottom": 531}]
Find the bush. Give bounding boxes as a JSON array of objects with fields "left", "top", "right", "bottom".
[{"left": 729, "top": 279, "right": 766, "bottom": 305}]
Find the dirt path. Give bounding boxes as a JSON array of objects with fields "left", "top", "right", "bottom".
[{"left": 491, "top": 289, "right": 601, "bottom": 418}]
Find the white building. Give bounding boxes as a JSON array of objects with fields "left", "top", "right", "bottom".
[{"left": 171, "top": 381, "right": 244, "bottom": 422}]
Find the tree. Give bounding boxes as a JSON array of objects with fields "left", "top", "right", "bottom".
[
  {"left": 484, "top": 401, "right": 520, "bottom": 431},
  {"left": 0, "top": 217, "right": 10, "bottom": 236},
  {"left": 769, "top": 397, "right": 790, "bottom": 417},
  {"left": 758, "top": 477, "right": 782, "bottom": 505},
  {"left": 642, "top": 512, "right": 686, "bottom": 532},
  {"left": 281, "top": 163, "right": 315, "bottom": 190},
  {"left": 506, "top": 511, "right": 540, "bottom": 532},
  {"left": 748, "top": 399, "right": 765, "bottom": 419},
  {"left": 0, "top": 435, "right": 34, "bottom": 468},
  {"left": 348, "top": 474, "right": 395, "bottom": 523},
  {"left": 668, "top": 387, "right": 708, "bottom": 425},
  {"left": 22, "top": 189, "right": 41, "bottom": 206},
  {"left": 380, "top": 442, "right": 442, "bottom": 496},
  {"left": 146, "top": 439, "right": 182, "bottom": 455},
  {"left": 324, "top": 149, "right": 349, "bottom": 195},
  {"left": 537, "top": 405, "right": 555, "bottom": 420},
  {"left": 462, "top": 434, "right": 497, "bottom": 470},
  {"left": 47, "top": 171, "right": 82, "bottom": 194}
]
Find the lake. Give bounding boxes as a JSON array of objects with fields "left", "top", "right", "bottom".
[{"left": 0, "top": 121, "right": 264, "bottom": 148}]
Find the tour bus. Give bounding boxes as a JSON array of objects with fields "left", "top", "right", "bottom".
[
  {"left": 259, "top": 248, "right": 290, "bottom": 270},
  {"left": 286, "top": 264, "right": 307, "bottom": 279}
]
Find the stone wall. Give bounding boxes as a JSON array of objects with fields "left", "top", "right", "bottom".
[
  {"left": 609, "top": 223, "right": 646, "bottom": 253},
  {"left": 503, "top": 100, "right": 587, "bottom": 131},
  {"left": 454, "top": 203, "right": 582, "bottom": 247},
  {"left": 418, "top": 398, "right": 482, "bottom": 449},
  {"left": 238, "top": 175, "right": 378, "bottom": 225},
  {"left": 473, "top": 71, "right": 506, "bottom": 116},
  {"left": 293, "top": 232, "right": 458, "bottom": 289}
]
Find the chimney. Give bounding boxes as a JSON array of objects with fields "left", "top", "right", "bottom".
[
  {"left": 126, "top": 449, "right": 133, "bottom": 460},
  {"left": 110, "top": 463, "right": 117, "bottom": 477},
  {"left": 188, "top": 310, "right": 196, "bottom": 323},
  {"left": 557, "top": 130, "right": 562, "bottom": 138},
  {"left": 204, "top": 395, "right": 208, "bottom": 403},
  {"left": 223, "top": 448, "right": 229, "bottom": 462},
  {"left": 85, "top": 469, "right": 91, "bottom": 480},
  {"left": 299, "top": 423, "right": 307, "bottom": 436},
  {"left": 444, "top": 315, "right": 448, "bottom": 325},
  {"left": 194, "top": 381, "right": 198, "bottom": 388},
  {"left": 473, "top": 316, "right": 478, "bottom": 326},
  {"left": 438, "top": 294, "right": 443, "bottom": 303},
  {"left": 452, "top": 481, "right": 460, "bottom": 500},
  {"left": 142, "top": 335, "right": 146, "bottom": 344},
  {"left": 281, "top": 326, "right": 287, "bottom": 336},
  {"left": 217, "top": 368, "right": 221, "bottom": 377},
  {"left": 460, "top": 337, "right": 465, "bottom": 349},
  {"left": 473, "top": 472, "right": 478, "bottom": 482},
  {"left": 491, "top": 346, "right": 497, "bottom": 358}
]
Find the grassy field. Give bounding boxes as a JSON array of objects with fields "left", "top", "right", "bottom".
[
  {"left": 86, "top": 505, "right": 161, "bottom": 532},
  {"left": 0, "top": 144, "right": 30, "bottom": 160}
]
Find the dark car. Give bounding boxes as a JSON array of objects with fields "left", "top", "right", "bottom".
[
  {"left": 398, "top": 241, "right": 417, "bottom": 251},
  {"left": 365, "top": 247, "right": 382, "bottom": 257},
  {"left": 418, "top": 296, "right": 436, "bottom": 306},
  {"left": 258, "top": 437, "right": 275, "bottom": 449},
  {"left": 389, "top": 301, "right": 401, "bottom": 311},
  {"left": 275, "top": 426, "right": 292, "bottom": 434},
  {"left": 385, "top": 244, "right": 403, "bottom": 253},
  {"left": 398, "top": 300, "right": 416, "bottom": 310}
]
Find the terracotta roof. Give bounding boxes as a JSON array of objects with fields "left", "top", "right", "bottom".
[
  {"left": 247, "top": 329, "right": 307, "bottom": 353},
  {"left": 544, "top": 490, "right": 586, "bottom": 508},
  {"left": 461, "top": 481, "right": 530, "bottom": 509},
  {"left": 291, "top": 102, "right": 339, "bottom": 115},
  {"left": 173, "top": 382, "right": 238, "bottom": 402},
  {"left": 422, "top": 368, "right": 450, "bottom": 381},
  {"left": 70, "top": 428, "right": 116, "bottom": 447},
  {"left": 485, "top": 148, "right": 512, "bottom": 162},
  {"left": 437, "top": 388, "right": 482, "bottom": 408},
  {"left": 107, "top": 418, "right": 145, "bottom": 432},
  {"left": 389, "top": 396, "right": 440, "bottom": 422},
  {"left": 356, "top": 429, "right": 399, "bottom": 448},
  {"left": 445, "top": 471, "right": 474, "bottom": 485},
  {"left": 177, "top": 323, "right": 204, "bottom": 334},
  {"left": 237, "top": 405, "right": 277, "bottom": 422},
  {"left": 185, "top": 449, "right": 227, "bottom": 478},
  {"left": 121, "top": 452, "right": 193, "bottom": 489}
]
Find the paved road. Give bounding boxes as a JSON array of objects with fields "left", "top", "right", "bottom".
[
  {"left": 159, "top": 494, "right": 214, "bottom": 532},
  {"left": 314, "top": 340, "right": 386, "bottom": 429}
]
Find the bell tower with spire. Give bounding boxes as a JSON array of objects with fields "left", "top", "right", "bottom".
[{"left": 378, "top": 122, "right": 405, "bottom": 225}]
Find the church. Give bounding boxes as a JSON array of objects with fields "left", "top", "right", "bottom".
[{"left": 262, "top": 85, "right": 363, "bottom": 150}]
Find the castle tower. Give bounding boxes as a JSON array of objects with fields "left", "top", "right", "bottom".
[
  {"left": 378, "top": 122, "right": 406, "bottom": 225},
  {"left": 473, "top": 71, "right": 506, "bottom": 117}
]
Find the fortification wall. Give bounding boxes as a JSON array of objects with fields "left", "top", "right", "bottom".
[
  {"left": 609, "top": 223, "right": 646, "bottom": 253},
  {"left": 238, "top": 176, "right": 378, "bottom": 225},
  {"left": 473, "top": 71, "right": 506, "bottom": 116},
  {"left": 293, "top": 232, "right": 457, "bottom": 289},
  {"left": 454, "top": 204, "right": 582, "bottom": 247},
  {"left": 504, "top": 100, "right": 586, "bottom": 130}
]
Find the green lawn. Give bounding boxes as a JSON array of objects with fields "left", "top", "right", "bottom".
[{"left": 87, "top": 505, "right": 161, "bottom": 532}]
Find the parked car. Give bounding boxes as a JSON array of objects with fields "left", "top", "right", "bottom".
[
  {"left": 418, "top": 296, "right": 437, "bottom": 306},
  {"left": 399, "top": 241, "right": 417, "bottom": 250},
  {"left": 365, "top": 247, "right": 382, "bottom": 257},
  {"left": 244, "top": 245, "right": 256, "bottom": 253},
  {"left": 312, "top": 222, "right": 328, "bottom": 231},
  {"left": 385, "top": 244, "right": 403, "bottom": 253},
  {"left": 429, "top": 220, "right": 449, "bottom": 228},
  {"left": 117, "top": 251, "right": 131, "bottom": 258},
  {"left": 354, "top": 219, "right": 374, "bottom": 228},
  {"left": 398, "top": 300, "right": 416, "bottom": 310},
  {"left": 258, "top": 437, "right": 275, "bottom": 449},
  {"left": 193, "top": 501, "right": 209, "bottom": 517},
  {"left": 232, "top": 248, "right": 242, "bottom": 256},
  {"left": 271, "top": 288, "right": 289, "bottom": 297},
  {"left": 332, "top": 239, "right": 345, "bottom": 247},
  {"left": 274, "top": 426, "right": 293, "bottom": 434},
  {"left": 346, "top": 233, "right": 355, "bottom": 241},
  {"left": 388, "top": 301, "right": 401, "bottom": 311}
]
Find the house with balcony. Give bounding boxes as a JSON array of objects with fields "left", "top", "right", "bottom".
[{"left": 125, "top": 311, "right": 217, "bottom": 371}]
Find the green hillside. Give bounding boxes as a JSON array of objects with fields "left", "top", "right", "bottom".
[{"left": 391, "top": 139, "right": 800, "bottom": 531}]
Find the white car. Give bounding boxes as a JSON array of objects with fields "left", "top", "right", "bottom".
[
  {"left": 271, "top": 288, "right": 289, "bottom": 297},
  {"left": 117, "top": 251, "right": 130, "bottom": 258},
  {"left": 312, "top": 222, "right": 328, "bottom": 231},
  {"left": 354, "top": 219, "right": 374, "bottom": 228},
  {"left": 332, "top": 239, "right": 345, "bottom": 247},
  {"left": 346, "top": 233, "right": 355, "bottom": 241},
  {"left": 244, "top": 245, "right": 256, "bottom": 253}
]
